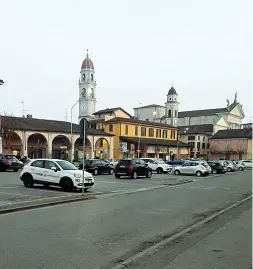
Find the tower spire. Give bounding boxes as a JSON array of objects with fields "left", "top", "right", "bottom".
[{"left": 86, "top": 49, "right": 89, "bottom": 58}]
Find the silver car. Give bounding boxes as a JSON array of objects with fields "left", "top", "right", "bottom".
[{"left": 173, "top": 161, "right": 211, "bottom": 177}]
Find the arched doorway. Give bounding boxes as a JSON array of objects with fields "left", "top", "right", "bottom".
[
  {"left": 2, "top": 132, "right": 22, "bottom": 156},
  {"left": 27, "top": 133, "right": 47, "bottom": 159},
  {"left": 95, "top": 138, "right": 109, "bottom": 159},
  {"left": 74, "top": 137, "right": 92, "bottom": 161},
  {"left": 52, "top": 135, "right": 71, "bottom": 160}
]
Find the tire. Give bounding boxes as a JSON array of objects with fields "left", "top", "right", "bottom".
[
  {"left": 93, "top": 169, "right": 98, "bottom": 176},
  {"left": 61, "top": 178, "right": 73, "bottom": 192},
  {"left": 146, "top": 171, "right": 152, "bottom": 178},
  {"left": 196, "top": 171, "right": 202, "bottom": 177},
  {"left": 115, "top": 174, "right": 120, "bottom": 179},
  {"left": 156, "top": 168, "right": 163, "bottom": 174},
  {"left": 174, "top": 170, "right": 180, "bottom": 175},
  {"left": 23, "top": 174, "right": 34, "bottom": 188},
  {"left": 227, "top": 167, "right": 232, "bottom": 172},
  {"left": 212, "top": 169, "right": 217, "bottom": 174},
  {"left": 131, "top": 171, "right": 138, "bottom": 179},
  {"left": 109, "top": 169, "right": 114, "bottom": 175}
]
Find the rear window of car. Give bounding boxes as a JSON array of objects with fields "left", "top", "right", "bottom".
[{"left": 118, "top": 160, "right": 131, "bottom": 165}]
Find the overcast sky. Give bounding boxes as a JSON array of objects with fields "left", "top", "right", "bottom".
[{"left": 0, "top": 0, "right": 252, "bottom": 123}]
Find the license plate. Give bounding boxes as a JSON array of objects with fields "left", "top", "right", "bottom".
[
  {"left": 120, "top": 165, "right": 125, "bottom": 168},
  {"left": 117, "top": 173, "right": 126, "bottom": 175}
]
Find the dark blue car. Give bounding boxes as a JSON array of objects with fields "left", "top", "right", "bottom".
[{"left": 167, "top": 159, "right": 185, "bottom": 165}]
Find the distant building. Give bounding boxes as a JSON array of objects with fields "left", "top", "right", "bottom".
[
  {"left": 209, "top": 128, "right": 252, "bottom": 160},
  {"left": 103, "top": 117, "right": 190, "bottom": 160},
  {"left": 241, "top": 122, "right": 253, "bottom": 129}
]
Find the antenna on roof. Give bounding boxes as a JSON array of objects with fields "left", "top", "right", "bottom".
[
  {"left": 64, "top": 109, "right": 68, "bottom": 121},
  {"left": 22, "top": 101, "right": 28, "bottom": 118}
]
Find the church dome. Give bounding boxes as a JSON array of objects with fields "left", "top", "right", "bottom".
[
  {"left": 81, "top": 52, "right": 94, "bottom": 70},
  {"left": 168, "top": 86, "right": 177, "bottom": 95}
]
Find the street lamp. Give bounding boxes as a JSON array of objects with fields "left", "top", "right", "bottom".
[{"left": 70, "top": 99, "right": 79, "bottom": 162}]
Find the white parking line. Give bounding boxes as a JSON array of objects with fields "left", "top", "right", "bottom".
[{"left": 1, "top": 186, "right": 20, "bottom": 189}]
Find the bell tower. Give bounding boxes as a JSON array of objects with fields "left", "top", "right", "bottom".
[
  {"left": 165, "top": 85, "right": 179, "bottom": 127},
  {"left": 79, "top": 50, "right": 96, "bottom": 121}
]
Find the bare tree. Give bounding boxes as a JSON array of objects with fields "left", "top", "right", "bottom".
[{"left": 0, "top": 114, "right": 15, "bottom": 154}]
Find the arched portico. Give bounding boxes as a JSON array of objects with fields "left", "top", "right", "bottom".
[
  {"left": 94, "top": 137, "right": 110, "bottom": 159},
  {"left": 2, "top": 131, "right": 23, "bottom": 155},
  {"left": 27, "top": 133, "right": 47, "bottom": 159},
  {"left": 74, "top": 137, "right": 92, "bottom": 160},
  {"left": 52, "top": 135, "right": 71, "bottom": 160}
]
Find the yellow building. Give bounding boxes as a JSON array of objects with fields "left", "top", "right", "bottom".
[{"left": 104, "top": 117, "right": 190, "bottom": 160}]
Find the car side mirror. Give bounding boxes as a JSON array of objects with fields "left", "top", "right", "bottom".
[{"left": 51, "top": 166, "right": 57, "bottom": 172}]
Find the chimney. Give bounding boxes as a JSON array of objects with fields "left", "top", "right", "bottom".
[{"left": 26, "top": 114, "right": 33, "bottom": 118}]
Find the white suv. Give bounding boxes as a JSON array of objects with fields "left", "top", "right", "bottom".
[
  {"left": 141, "top": 158, "right": 172, "bottom": 174},
  {"left": 20, "top": 159, "right": 94, "bottom": 192}
]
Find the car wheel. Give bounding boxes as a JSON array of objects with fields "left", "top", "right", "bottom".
[
  {"left": 212, "top": 169, "right": 217, "bottom": 174},
  {"left": 115, "top": 173, "right": 120, "bottom": 179},
  {"left": 61, "top": 178, "right": 73, "bottom": 192},
  {"left": 196, "top": 171, "right": 202, "bottom": 177},
  {"left": 227, "top": 167, "right": 232, "bottom": 172},
  {"left": 156, "top": 168, "right": 163, "bottom": 174},
  {"left": 146, "top": 171, "right": 152, "bottom": 178},
  {"left": 23, "top": 174, "right": 34, "bottom": 188},
  {"left": 131, "top": 172, "right": 138, "bottom": 179},
  {"left": 109, "top": 169, "right": 114, "bottom": 175},
  {"left": 93, "top": 169, "right": 98, "bottom": 176},
  {"left": 174, "top": 170, "right": 180, "bottom": 175}
]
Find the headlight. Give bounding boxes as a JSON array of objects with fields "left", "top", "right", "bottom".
[
  {"left": 75, "top": 178, "right": 80, "bottom": 182},
  {"left": 74, "top": 173, "right": 81, "bottom": 178}
]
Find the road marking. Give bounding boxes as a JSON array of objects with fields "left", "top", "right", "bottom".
[
  {"left": 96, "top": 181, "right": 117, "bottom": 184},
  {"left": 110, "top": 194, "right": 252, "bottom": 269},
  {"left": 1, "top": 186, "right": 20, "bottom": 189},
  {"left": 0, "top": 191, "right": 40, "bottom": 197}
]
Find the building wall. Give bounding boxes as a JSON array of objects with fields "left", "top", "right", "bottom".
[
  {"left": 114, "top": 110, "right": 131, "bottom": 118},
  {"left": 134, "top": 106, "right": 165, "bottom": 121}
]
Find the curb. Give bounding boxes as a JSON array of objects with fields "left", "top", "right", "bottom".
[
  {"left": 164, "top": 179, "right": 194, "bottom": 186},
  {"left": 0, "top": 195, "right": 96, "bottom": 215},
  {"left": 110, "top": 194, "right": 252, "bottom": 269}
]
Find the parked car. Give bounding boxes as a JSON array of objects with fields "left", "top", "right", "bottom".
[
  {"left": 141, "top": 158, "right": 172, "bottom": 174},
  {"left": 242, "top": 160, "right": 253, "bottom": 169},
  {"left": 173, "top": 161, "right": 211, "bottom": 177},
  {"left": 207, "top": 161, "right": 226, "bottom": 174},
  {"left": 20, "top": 159, "right": 94, "bottom": 191},
  {"left": 108, "top": 158, "right": 119, "bottom": 166},
  {"left": 0, "top": 154, "right": 23, "bottom": 172},
  {"left": 167, "top": 159, "right": 185, "bottom": 165},
  {"left": 79, "top": 159, "right": 114, "bottom": 175},
  {"left": 233, "top": 161, "right": 245, "bottom": 171},
  {"left": 220, "top": 160, "right": 236, "bottom": 172},
  {"left": 114, "top": 159, "right": 152, "bottom": 179}
]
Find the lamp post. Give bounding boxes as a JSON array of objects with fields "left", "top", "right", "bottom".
[{"left": 70, "top": 99, "right": 79, "bottom": 162}]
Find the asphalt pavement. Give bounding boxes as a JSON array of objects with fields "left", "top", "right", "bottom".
[{"left": 0, "top": 170, "right": 251, "bottom": 269}]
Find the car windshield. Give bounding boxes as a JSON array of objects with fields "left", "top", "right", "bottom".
[
  {"left": 156, "top": 159, "right": 165, "bottom": 164},
  {"left": 56, "top": 160, "right": 77, "bottom": 170}
]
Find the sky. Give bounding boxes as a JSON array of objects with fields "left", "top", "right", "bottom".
[{"left": 0, "top": 0, "right": 252, "bottom": 123}]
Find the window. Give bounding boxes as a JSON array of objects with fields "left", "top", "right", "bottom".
[
  {"left": 31, "top": 160, "right": 44, "bottom": 168},
  {"left": 207, "top": 143, "right": 210, "bottom": 149},
  {"left": 45, "top": 161, "right": 58, "bottom": 170},
  {"left": 168, "top": 109, "right": 172, "bottom": 117},
  {"left": 198, "top": 136, "right": 200, "bottom": 140},
  {"left": 149, "top": 128, "right": 154, "bottom": 137},
  {"left": 197, "top": 142, "right": 201, "bottom": 149},
  {"left": 188, "top": 136, "right": 195, "bottom": 140},
  {"left": 109, "top": 124, "right": 113, "bottom": 132},
  {"left": 171, "top": 130, "right": 176, "bottom": 139},
  {"left": 225, "top": 143, "right": 231, "bottom": 151},
  {"left": 141, "top": 127, "right": 146, "bottom": 136},
  {"left": 188, "top": 142, "right": 194, "bottom": 148},
  {"left": 203, "top": 136, "right": 205, "bottom": 141},
  {"left": 202, "top": 143, "right": 206, "bottom": 149},
  {"left": 125, "top": 125, "right": 128, "bottom": 135},
  {"left": 156, "top": 129, "right": 161, "bottom": 138},
  {"left": 162, "top": 129, "right": 167, "bottom": 138},
  {"left": 169, "top": 97, "right": 172, "bottom": 101},
  {"left": 91, "top": 74, "right": 93, "bottom": 81},
  {"left": 135, "top": 126, "right": 138, "bottom": 136},
  {"left": 175, "top": 110, "right": 177, "bottom": 117}
]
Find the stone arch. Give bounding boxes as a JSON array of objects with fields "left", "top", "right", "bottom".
[
  {"left": 52, "top": 135, "right": 71, "bottom": 160},
  {"left": 94, "top": 137, "right": 110, "bottom": 159},
  {"left": 74, "top": 137, "right": 92, "bottom": 160},
  {"left": 27, "top": 133, "right": 48, "bottom": 159},
  {"left": 2, "top": 131, "right": 23, "bottom": 156}
]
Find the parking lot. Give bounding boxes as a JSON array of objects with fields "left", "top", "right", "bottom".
[{"left": 0, "top": 169, "right": 251, "bottom": 212}]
